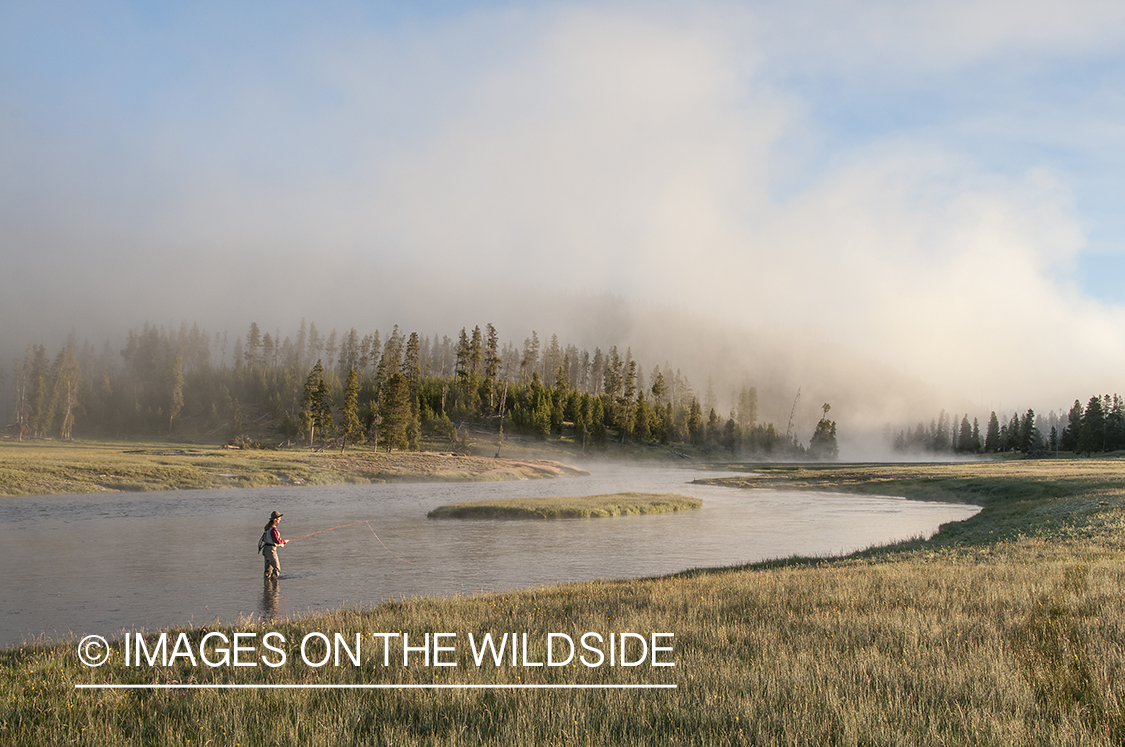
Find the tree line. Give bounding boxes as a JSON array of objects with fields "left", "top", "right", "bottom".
[
  {"left": 890, "top": 395, "right": 1125, "bottom": 456},
  {"left": 5, "top": 320, "right": 838, "bottom": 459}
]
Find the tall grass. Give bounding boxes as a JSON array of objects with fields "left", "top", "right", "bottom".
[{"left": 3, "top": 460, "right": 1125, "bottom": 745}]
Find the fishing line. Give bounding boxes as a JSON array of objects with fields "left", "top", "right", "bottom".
[
  {"left": 285, "top": 522, "right": 365, "bottom": 543},
  {"left": 362, "top": 521, "right": 412, "bottom": 564},
  {"left": 284, "top": 521, "right": 411, "bottom": 563}
]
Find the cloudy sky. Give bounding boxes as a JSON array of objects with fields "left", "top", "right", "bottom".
[{"left": 2, "top": 0, "right": 1124, "bottom": 415}]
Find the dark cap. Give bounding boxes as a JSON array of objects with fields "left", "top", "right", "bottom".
[{"left": 269, "top": 511, "right": 283, "bottom": 520}]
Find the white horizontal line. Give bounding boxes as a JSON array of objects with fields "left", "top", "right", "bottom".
[{"left": 75, "top": 683, "right": 676, "bottom": 690}]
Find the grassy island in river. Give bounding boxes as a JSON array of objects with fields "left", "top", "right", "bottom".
[
  {"left": 3, "top": 460, "right": 1125, "bottom": 745},
  {"left": 427, "top": 492, "right": 702, "bottom": 519}
]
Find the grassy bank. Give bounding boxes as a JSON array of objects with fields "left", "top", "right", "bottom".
[
  {"left": 0, "top": 439, "right": 586, "bottom": 497},
  {"left": 427, "top": 492, "right": 702, "bottom": 519},
  {"left": 3, "top": 461, "right": 1124, "bottom": 745}
]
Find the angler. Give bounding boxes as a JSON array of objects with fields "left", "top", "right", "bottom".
[
  {"left": 259, "top": 510, "right": 287, "bottom": 581},
  {"left": 257, "top": 518, "right": 411, "bottom": 579}
]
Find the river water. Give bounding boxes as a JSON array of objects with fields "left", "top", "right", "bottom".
[{"left": 0, "top": 466, "right": 978, "bottom": 648}]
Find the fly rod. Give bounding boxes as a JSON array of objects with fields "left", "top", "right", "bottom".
[{"left": 285, "top": 521, "right": 411, "bottom": 563}]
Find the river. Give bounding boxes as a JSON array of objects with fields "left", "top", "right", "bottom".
[{"left": 0, "top": 466, "right": 978, "bottom": 648}]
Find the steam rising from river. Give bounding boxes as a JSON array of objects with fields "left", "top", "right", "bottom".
[{"left": 2, "top": 2, "right": 1124, "bottom": 435}]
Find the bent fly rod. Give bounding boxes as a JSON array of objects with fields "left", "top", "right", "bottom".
[{"left": 284, "top": 521, "right": 411, "bottom": 563}]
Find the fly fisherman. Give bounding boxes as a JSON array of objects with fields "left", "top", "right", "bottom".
[{"left": 260, "top": 510, "right": 287, "bottom": 580}]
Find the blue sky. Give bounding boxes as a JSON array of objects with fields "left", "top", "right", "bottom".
[
  {"left": 2, "top": 0, "right": 1124, "bottom": 407},
  {"left": 773, "top": 36, "right": 1125, "bottom": 298}
]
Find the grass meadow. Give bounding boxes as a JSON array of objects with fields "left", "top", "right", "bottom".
[
  {"left": 2, "top": 459, "right": 1124, "bottom": 745},
  {"left": 0, "top": 439, "right": 583, "bottom": 497}
]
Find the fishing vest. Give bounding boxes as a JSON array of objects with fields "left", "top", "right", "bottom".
[{"left": 258, "top": 528, "right": 277, "bottom": 554}]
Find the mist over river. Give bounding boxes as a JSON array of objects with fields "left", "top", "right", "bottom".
[{"left": 0, "top": 466, "right": 978, "bottom": 648}]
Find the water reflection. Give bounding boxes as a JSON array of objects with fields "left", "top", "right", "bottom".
[
  {"left": 260, "top": 578, "right": 282, "bottom": 618},
  {"left": 0, "top": 467, "right": 979, "bottom": 648}
]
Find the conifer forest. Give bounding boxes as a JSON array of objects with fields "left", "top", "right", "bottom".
[
  {"left": 5, "top": 321, "right": 826, "bottom": 458},
  {"left": 9, "top": 319, "right": 1122, "bottom": 461},
  {"left": 8, "top": 319, "right": 1122, "bottom": 460}
]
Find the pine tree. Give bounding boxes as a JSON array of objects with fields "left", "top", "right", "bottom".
[
  {"left": 933, "top": 411, "right": 950, "bottom": 452},
  {"left": 706, "top": 408, "right": 721, "bottom": 449},
  {"left": 574, "top": 393, "right": 589, "bottom": 448},
  {"left": 301, "top": 361, "right": 324, "bottom": 446},
  {"left": 469, "top": 326, "right": 483, "bottom": 378},
  {"left": 650, "top": 369, "right": 667, "bottom": 407},
  {"left": 590, "top": 347, "right": 604, "bottom": 394},
  {"left": 809, "top": 403, "right": 839, "bottom": 461},
  {"left": 722, "top": 416, "right": 741, "bottom": 454},
  {"left": 404, "top": 333, "right": 422, "bottom": 393},
  {"left": 1106, "top": 394, "right": 1125, "bottom": 452},
  {"left": 307, "top": 323, "right": 323, "bottom": 363},
  {"left": 455, "top": 328, "right": 470, "bottom": 381},
  {"left": 521, "top": 332, "right": 540, "bottom": 382},
  {"left": 737, "top": 385, "right": 758, "bottom": 431},
  {"left": 375, "top": 326, "right": 403, "bottom": 390},
  {"left": 324, "top": 329, "right": 338, "bottom": 370},
  {"left": 633, "top": 392, "right": 651, "bottom": 442},
  {"left": 649, "top": 399, "right": 667, "bottom": 444},
  {"left": 703, "top": 376, "right": 717, "bottom": 417},
  {"left": 1005, "top": 413, "right": 1020, "bottom": 452},
  {"left": 1079, "top": 395, "right": 1106, "bottom": 454},
  {"left": 339, "top": 368, "right": 361, "bottom": 453},
  {"left": 687, "top": 397, "right": 704, "bottom": 446},
  {"left": 984, "top": 412, "right": 1001, "bottom": 453},
  {"left": 546, "top": 334, "right": 563, "bottom": 384},
  {"left": 589, "top": 396, "right": 607, "bottom": 446},
  {"left": 1018, "top": 408, "right": 1038, "bottom": 453},
  {"left": 379, "top": 372, "right": 412, "bottom": 452},
  {"left": 1061, "top": 400, "right": 1083, "bottom": 451},
  {"left": 619, "top": 357, "right": 636, "bottom": 442},
  {"left": 315, "top": 377, "right": 334, "bottom": 446},
  {"left": 956, "top": 415, "right": 973, "bottom": 453},
  {"left": 603, "top": 347, "right": 622, "bottom": 401},
  {"left": 337, "top": 328, "right": 360, "bottom": 374},
  {"left": 246, "top": 322, "right": 261, "bottom": 369},
  {"left": 262, "top": 333, "right": 275, "bottom": 369},
  {"left": 484, "top": 323, "right": 501, "bottom": 410},
  {"left": 367, "top": 331, "right": 382, "bottom": 377}
]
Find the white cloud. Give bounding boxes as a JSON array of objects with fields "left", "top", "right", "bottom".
[
  {"left": 325, "top": 5, "right": 1123, "bottom": 406},
  {"left": 2, "top": 1, "right": 1123, "bottom": 416}
]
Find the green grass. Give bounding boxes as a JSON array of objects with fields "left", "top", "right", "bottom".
[
  {"left": 427, "top": 492, "right": 702, "bottom": 519},
  {"left": 3, "top": 460, "right": 1125, "bottom": 745}
]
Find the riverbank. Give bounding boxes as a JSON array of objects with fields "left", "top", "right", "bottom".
[
  {"left": 3, "top": 461, "right": 1124, "bottom": 745},
  {"left": 0, "top": 439, "right": 587, "bottom": 497}
]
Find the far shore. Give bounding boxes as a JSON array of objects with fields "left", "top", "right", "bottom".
[{"left": 0, "top": 439, "right": 587, "bottom": 498}]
